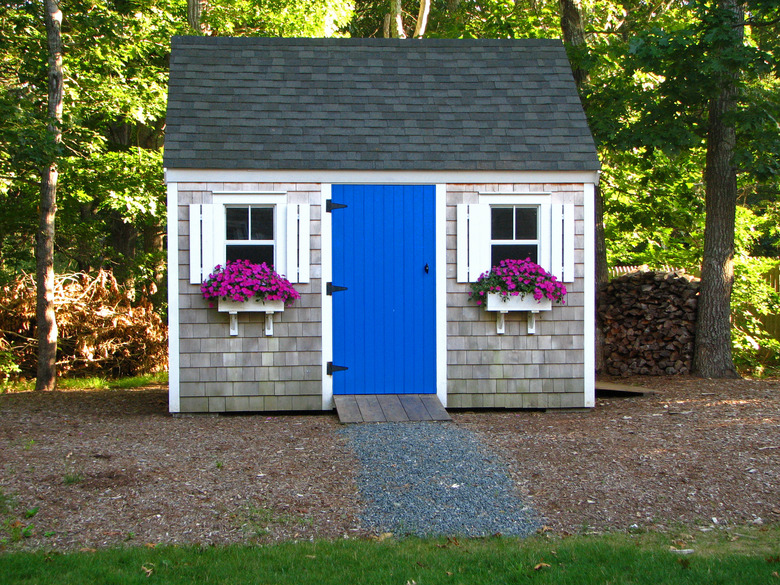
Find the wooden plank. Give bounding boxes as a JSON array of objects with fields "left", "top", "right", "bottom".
[
  {"left": 333, "top": 396, "right": 364, "bottom": 423},
  {"left": 420, "top": 395, "right": 451, "bottom": 421},
  {"left": 376, "top": 395, "right": 409, "bottom": 422},
  {"left": 595, "top": 381, "right": 655, "bottom": 397},
  {"left": 355, "top": 395, "right": 387, "bottom": 423},
  {"left": 399, "top": 395, "right": 432, "bottom": 421}
]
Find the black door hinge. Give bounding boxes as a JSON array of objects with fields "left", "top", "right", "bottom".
[
  {"left": 325, "top": 200, "right": 347, "bottom": 212},
  {"left": 327, "top": 362, "right": 348, "bottom": 375},
  {"left": 326, "top": 282, "right": 348, "bottom": 295}
]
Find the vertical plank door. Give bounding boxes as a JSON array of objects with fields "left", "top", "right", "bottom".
[{"left": 331, "top": 185, "right": 436, "bottom": 395}]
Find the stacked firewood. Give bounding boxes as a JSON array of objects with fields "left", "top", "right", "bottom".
[{"left": 598, "top": 270, "right": 699, "bottom": 376}]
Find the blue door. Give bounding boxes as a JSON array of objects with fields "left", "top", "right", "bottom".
[{"left": 331, "top": 185, "right": 436, "bottom": 395}]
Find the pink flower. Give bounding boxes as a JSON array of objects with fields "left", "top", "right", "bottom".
[{"left": 201, "top": 260, "right": 301, "bottom": 306}]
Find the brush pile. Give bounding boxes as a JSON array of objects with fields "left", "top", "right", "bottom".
[
  {"left": 598, "top": 270, "right": 698, "bottom": 376},
  {"left": 0, "top": 271, "right": 167, "bottom": 379}
]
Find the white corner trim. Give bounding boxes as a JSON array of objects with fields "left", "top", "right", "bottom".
[
  {"left": 321, "top": 184, "right": 334, "bottom": 410},
  {"left": 435, "top": 184, "right": 448, "bottom": 407},
  {"left": 167, "top": 182, "right": 181, "bottom": 414},
  {"left": 583, "top": 182, "right": 596, "bottom": 407}
]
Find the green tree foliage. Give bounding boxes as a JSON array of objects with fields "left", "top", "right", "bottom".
[
  {"left": 585, "top": 0, "right": 780, "bottom": 374},
  {"left": 0, "top": 0, "right": 180, "bottom": 294},
  {"left": 1, "top": 0, "right": 778, "bottom": 375},
  {"left": 0, "top": 0, "right": 353, "bottom": 297}
]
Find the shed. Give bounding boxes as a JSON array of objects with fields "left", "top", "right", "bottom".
[{"left": 164, "top": 37, "right": 600, "bottom": 414}]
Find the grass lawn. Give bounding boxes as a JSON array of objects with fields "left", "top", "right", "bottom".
[
  {"left": 1, "top": 372, "right": 168, "bottom": 393},
  {"left": 1, "top": 526, "right": 778, "bottom": 584}
]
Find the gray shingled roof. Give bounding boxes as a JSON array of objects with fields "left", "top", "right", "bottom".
[{"left": 164, "top": 37, "right": 600, "bottom": 172}]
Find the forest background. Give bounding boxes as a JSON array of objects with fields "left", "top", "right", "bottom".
[{"left": 0, "top": 0, "right": 778, "bottom": 382}]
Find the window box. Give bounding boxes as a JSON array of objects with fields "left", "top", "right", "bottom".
[
  {"left": 217, "top": 298, "right": 285, "bottom": 314},
  {"left": 486, "top": 294, "right": 552, "bottom": 313}
]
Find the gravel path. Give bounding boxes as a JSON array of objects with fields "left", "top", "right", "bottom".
[{"left": 341, "top": 422, "right": 540, "bottom": 537}]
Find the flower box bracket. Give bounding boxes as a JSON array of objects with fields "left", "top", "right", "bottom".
[
  {"left": 485, "top": 294, "right": 552, "bottom": 335},
  {"left": 218, "top": 298, "right": 285, "bottom": 336}
]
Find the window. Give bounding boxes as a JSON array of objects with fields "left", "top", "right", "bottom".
[
  {"left": 456, "top": 194, "right": 575, "bottom": 284},
  {"left": 490, "top": 205, "right": 539, "bottom": 266},
  {"left": 225, "top": 205, "right": 275, "bottom": 267},
  {"left": 189, "top": 193, "right": 310, "bottom": 285}
]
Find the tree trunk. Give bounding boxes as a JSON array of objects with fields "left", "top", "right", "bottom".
[
  {"left": 693, "top": 0, "right": 743, "bottom": 379},
  {"left": 36, "top": 0, "right": 64, "bottom": 392},
  {"left": 413, "top": 0, "right": 431, "bottom": 38},
  {"left": 558, "top": 0, "right": 604, "bottom": 371},
  {"left": 391, "top": 0, "right": 406, "bottom": 38},
  {"left": 187, "top": 0, "right": 206, "bottom": 33},
  {"left": 558, "top": 0, "right": 589, "bottom": 88}
]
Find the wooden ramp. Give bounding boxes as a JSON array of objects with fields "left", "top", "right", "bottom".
[{"left": 334, "top": 394, "right": 451, "bottom": 424}]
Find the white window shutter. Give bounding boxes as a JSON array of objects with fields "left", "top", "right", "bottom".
[
  {"left": 203, "top": 203, "right": 218, "bottom": 276},
  {"left": 456, "top": 204, "right": 469, "bottom": 283},
  {"left": 456, "top": 203, "right": 491, "bottom": 283},
  {"left": 550, "top": 203, "right": 563, "bottom": 281},
  {"left": 188, "top": 203, "right": 217, "bottom": 284},
  {"left": 550, "top": 203, "right": 575, "bottom": 283},
  {"left": 188, "top": 204, "right": 202, "bottom": 284},
  {"left": 285, "top": 203, "right": 298, "bottom": 280},
  {"left": 539, "top": 203, "right": 552, "bottom": 274},
  {"left": 562, "top": 204, "right": 575, "bottom": 283},
  {"left": 468, "top": 203, "right": 491, "bottom": 282},
  {"left": 285, "top": 203, "right": 310, "bottom": 284},
  {"left": 298, "top": 203, "right": 310, "bottom": 283}
]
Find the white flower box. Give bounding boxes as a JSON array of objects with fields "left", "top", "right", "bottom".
[
  {"left": 218, "top": 298, "right": 285, "bottom": 314},
  {"left": 486, "top": 293, "right": 552, "bottom": 313}
]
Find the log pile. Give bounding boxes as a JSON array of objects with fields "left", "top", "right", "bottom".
[{"left": 598, "top": 270, "right": 698, "bottom": 376}]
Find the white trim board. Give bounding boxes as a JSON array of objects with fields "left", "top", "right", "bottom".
[
  {"left": 167, "top": 182, "right": 181, "bottom": 413},
  {"left": 320, "top": 183, "right": 447, "bottom": 408},
  {"left": 435, "top": 184, "right": 448, "bottom": 407},
  {"left": 320, "top": 184, "right": 334, "bottom": 411},
  {"left": 165, "top": 169, "right": 601, "bottom": 186},
  {"left": 583, "top": 182, "right": 597, "bottom": 408}
]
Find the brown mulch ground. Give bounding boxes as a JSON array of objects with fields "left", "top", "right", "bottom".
[{"left": 1, "top": 376, "right": 778, "bottom": 551}]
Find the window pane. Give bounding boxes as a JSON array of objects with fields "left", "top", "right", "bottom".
[
  {"left": 491, "top": 207, "right": 514, "bottom": 240},
  {"left": 491, "top": 244, "right": 538, "bottom": 266},
  {"left": 250, "top": 208, "right": 274, "bottom": 241},
  {"left": 226, "top": 207, "right": 249, "bottom": 240},
  {"left": 226, "top": 244, "right": 274, "bottom": 268},
  {"left": 515, "top": 207, "right": 538, "bottom": 240}
]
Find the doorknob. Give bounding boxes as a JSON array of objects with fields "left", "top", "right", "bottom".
[{"left": 424, "top": 263, "right": 429, "bottom": 273}]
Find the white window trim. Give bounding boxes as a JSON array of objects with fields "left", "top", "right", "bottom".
[
  {"left": 480, "top": 194, "right": 552, "bottom": 277},
  {"left": 212, "top": 194, "right": 288, "bottom": 274},
  {"left": 189, "top": 191, "right": 310, "bottom": 285},
  {"left": 457, "top": 193, "right": 575, "bottom": 284},
  {"left": 487, "top": 203, "right": 543, "bottom": 265}
]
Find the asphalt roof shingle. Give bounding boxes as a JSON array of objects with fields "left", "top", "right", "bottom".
[{"left": 164, "top": 37, "right": 600, "bottom": 172}]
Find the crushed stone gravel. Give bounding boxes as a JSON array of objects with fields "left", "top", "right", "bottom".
[{"left": 342, "top": 422, "right": 540, "bottom": 537}]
